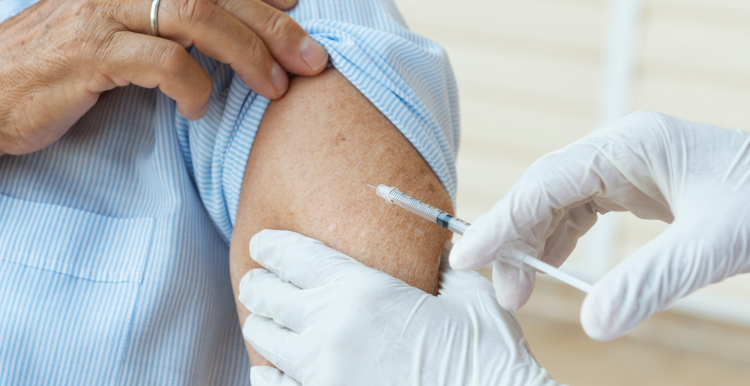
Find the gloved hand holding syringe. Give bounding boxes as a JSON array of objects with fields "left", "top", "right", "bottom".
[{"left": 367, "top": 184, "right": 593, "bottom": 293}]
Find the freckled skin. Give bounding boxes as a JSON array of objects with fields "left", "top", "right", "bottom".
[{"left": 229, "top": 68, "right": 453, "bottom": 367}]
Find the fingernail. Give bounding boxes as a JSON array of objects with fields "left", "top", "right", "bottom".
[
  {"left": 271, "top": 62, "right": 289, "bottom": 96},
  {"left": 300, "top": 36, "right": 328, "bottom": 72}
]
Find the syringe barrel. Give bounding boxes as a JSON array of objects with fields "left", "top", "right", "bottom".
[
  {"left": 375, "top": 185, "right": 470, "bottom": 235},
  {"left": 371, "top": 184, "right": 592, "bottom": 293}
]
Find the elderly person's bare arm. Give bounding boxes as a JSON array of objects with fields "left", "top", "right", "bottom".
[
  {"left": 0, "top": 0, "right": 328, "bottom": 156},
  {"left": 229, "top": 68, "right": 453, "bottom": 365}
]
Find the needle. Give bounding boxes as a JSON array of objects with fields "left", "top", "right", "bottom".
[{"left": 366, "top": 183, "right": 594, "bottom": 293}]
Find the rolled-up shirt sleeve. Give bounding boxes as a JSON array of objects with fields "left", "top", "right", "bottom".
[
  {"left": 175, "top": 0, "right": 460, "bottom": 243},
  {"left": 0, "top": 0, "right": 40, "bottom": 23}
]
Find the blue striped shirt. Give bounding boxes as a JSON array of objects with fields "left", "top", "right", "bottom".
[{"left": 0, "top": 0, "right": 459, "bottom": 384}]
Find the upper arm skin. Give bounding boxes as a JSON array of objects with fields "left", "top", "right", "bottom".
[{"left": 229, "top": 68, "right": 454, "bottom": 366}]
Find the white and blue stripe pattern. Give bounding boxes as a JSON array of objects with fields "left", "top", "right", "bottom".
[{"left": 0, "top": 0, "right": 460, "bottom": 384}]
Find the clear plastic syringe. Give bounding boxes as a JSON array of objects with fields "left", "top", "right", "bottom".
[{"left": 367, "top": 184, "right": 593, "bottom": 293}]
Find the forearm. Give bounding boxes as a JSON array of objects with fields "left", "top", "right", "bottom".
[{"left": 229, "top": 68, "right": 453, "bottom": 365}]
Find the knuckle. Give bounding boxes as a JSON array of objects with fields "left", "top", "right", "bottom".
[
  {"left": 69, "top": 0, "right": 98, "bottom": 21},
  {"left": 88, "top": 31, "right": 130, "bottom": 88},
  {"left": 155, "top": 42, "right": 189, "bottom": 78},
  {"left": 262, "top": 10, "right": 297, "bottom": 40},
  {"left": 627, "top": 109, "right": 664, "bottom": 125},
  {"left": 240, "top": 32, "right": 268, "bottom": 65},
  {"left": 176, "top": 0, "right": 216, "bottom": 26},
  {"left": 628, "top": 109, "right": 661, "bottom": 120},
  {"left": 89, "top": 30, "right": 119, "bottom": 66},
  {"left": 327, "top": 326, "right": 355, "bottom": 353},
  {"left": 71, "top": 18, "right": 108, "bottom": 56},
  {"left": 146, "top": 41, "right": 197, "bottom": 90},
  {"left": 518, "top": 162, "right": 551, "bottom": 185},
  {"left": 621, "top": 109, "right": 671, "bottom": 134}
]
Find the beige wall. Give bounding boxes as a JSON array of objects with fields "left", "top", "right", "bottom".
[{"left": 394, "top": 0, "right": 750, "bottom": 325}]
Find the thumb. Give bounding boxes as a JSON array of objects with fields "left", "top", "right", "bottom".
[
  {"left": 581, "top": 218, "right": 748, "bottom": 341},
  {"left": 492, "top": 258, "right": 536, "bottom": 311}
]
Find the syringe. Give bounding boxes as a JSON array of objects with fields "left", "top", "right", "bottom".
[{"left": 367, "top": 184, "right": 593, "bottom": 293}]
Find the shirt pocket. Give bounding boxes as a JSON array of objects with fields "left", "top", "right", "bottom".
[{"left": 0, "top": 194, "right": 153, "bottom": 385}]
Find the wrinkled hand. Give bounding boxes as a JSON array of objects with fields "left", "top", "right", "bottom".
[
  {"left": 450, "top": 110, "right": 750, "bottom": 341},
  {"left": 239, "top": 230, "right": 557, "bottom": 386},
  {"left": 0, "top": 0, "right": 328, "bottom": 156}
]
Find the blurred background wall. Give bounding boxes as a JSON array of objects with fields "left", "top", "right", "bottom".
[{"left": 392, "top": 0, "right": 750, "bottom": 384}]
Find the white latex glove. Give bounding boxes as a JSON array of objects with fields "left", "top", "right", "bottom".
[
  {"left": 450, "top": 110, "right": 750, "bottom": 341},
  {"left": 250, "top": 366, "right": 301, "bottom": 386},
  {"left": 239, "top": 229, "right": 558, "bottom": 386}
]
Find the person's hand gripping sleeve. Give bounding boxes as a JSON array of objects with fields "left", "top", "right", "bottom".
[
  {"left": 449, "top": 110, "right": 750, "bottom": 341},
  {"left": 239, "top": 230, "right": 559, "bottom": 386}
]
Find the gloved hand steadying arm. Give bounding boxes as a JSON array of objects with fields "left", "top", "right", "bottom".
[
  {"left": 450, "top": 110, "right": 750, "bottom": 341},
  {"left": 239, "top": 229, "right": 558, "bottom": 386}
]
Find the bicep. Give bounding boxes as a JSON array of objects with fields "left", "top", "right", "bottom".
[{"left": 229, "top": 68, "right": 453, "bottom": 365}]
